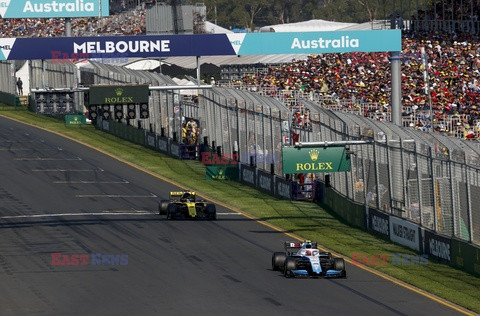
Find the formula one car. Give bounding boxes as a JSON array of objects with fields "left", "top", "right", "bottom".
[
  {"left": 158, "top": 191, "right": 216, "bottom": 220},
  {"left": 272, "top": 241, "right": 346, "bottom": 278}
]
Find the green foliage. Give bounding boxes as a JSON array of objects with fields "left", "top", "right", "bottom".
[{"left": 187, "top": 0, "right": 427, "bottom": 29}]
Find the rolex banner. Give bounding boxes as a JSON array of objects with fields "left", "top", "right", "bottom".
[
  {"left": 206, "top": 165, "right": 239, "bottom": 180},
  {"left": 282, "top": 146, "right": 351, "bottom": 174},
  {"left": 89, "top": 85, "right": 149, "bottom": 105}
]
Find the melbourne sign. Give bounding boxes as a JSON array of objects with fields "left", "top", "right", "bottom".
[
  {"left": 282, "top": 146, "right": 351, "bottom": 174},
  {"left": 89, "top": 85, "right": 149, "bottom": 105},
  {"left": 0, "top": 0, "right": 109, "bottom": 18},
  {"left": 0, "top": 30, "right": 401, "bottom": 61}
]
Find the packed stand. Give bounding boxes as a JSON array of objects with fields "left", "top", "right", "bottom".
[
  {"left": 241, "top": 31, "right": 480, "bottom": 139},
  {"left": 0, "top": 1, "right": 146, "bottom": 37}
]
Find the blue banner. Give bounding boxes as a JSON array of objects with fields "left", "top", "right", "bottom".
[
  {"left": 0, "top": 0, "right": 109, "bottom": 18},
  {"left": 0, "top": 30, "right": 401, "bottom": 61},
  {"left": 236, "top": 30, "right": 401, "bottom": 54}
]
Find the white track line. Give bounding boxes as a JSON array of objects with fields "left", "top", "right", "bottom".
[
  {"left": 53, "top": 180, "right": 129, "bottom": 184},
  {"left": 32, "top": 168, "right": 104, "bottom": 172},
  {"left": 15, "top": 157, "right": 82, "bottom": 161},
  {"left": 0, "top": 212, "right": 152, "bottom": 220},
  {"left": 75, "top": 193, "right": 158, "bottom": 198}
]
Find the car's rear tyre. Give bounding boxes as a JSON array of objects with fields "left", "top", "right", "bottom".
[
  {"left": 284, "top": 257, "right": 297, "bottom": 278},
  {"left": 334, "top": 258, "right": 346, "bottom": 277},
  {"left": 272, "top": 252, "right": 286, "bottom": 271},
  {"left": 166, "top": 204, "right": 177, "bottom": 220},
  {"left": 206, "top": 203, "right": 216, "bottom": 220},
  {"left": 159, "top": 200, "right": 170, "bottom": 215}
]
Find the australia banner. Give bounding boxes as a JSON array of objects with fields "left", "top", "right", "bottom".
[
  {"left": 0, "top": 30, "right": 401, "bottom": 61},
  {"left": 0, "top": 0, "right": 109, "bottom": 18}
]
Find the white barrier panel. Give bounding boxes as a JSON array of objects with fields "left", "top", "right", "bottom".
[{"left": 389, "top": 215, "right": 420, "bottom": 251}]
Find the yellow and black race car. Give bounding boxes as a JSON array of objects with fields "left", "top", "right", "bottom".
[{"left": 158, "top": 191, "right": 217, "bottom": 220}]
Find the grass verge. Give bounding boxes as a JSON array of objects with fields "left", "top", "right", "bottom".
[{"left": 1, "top": 108, "right": 479, "bottom": 314}]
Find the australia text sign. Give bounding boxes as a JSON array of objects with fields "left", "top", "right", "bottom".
[
  {"left": 0, "top": 0, "right": 110, "bottom": 18},
  {"left": 282, "top": 146, "right": 351, "bottom": 174}
]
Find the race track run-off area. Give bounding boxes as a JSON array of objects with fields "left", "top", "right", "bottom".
[{"left": 0, "top": 116, "right": 468, "bottom": 315}]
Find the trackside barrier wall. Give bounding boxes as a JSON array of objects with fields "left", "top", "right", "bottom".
[
  {"left": 316, "top": 181, "right": 366, "bottom": 229},
  {"left": 0, "top": 91, "right": 20, "bottom": 107}
]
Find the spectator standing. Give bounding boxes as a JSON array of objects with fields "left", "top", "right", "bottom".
[{"left": 16, "top": 78, "right": 23, "bottom": 96}]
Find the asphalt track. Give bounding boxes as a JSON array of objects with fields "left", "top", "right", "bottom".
[{"left": 0, "top": 116, "right": 472, "bottom": 316}]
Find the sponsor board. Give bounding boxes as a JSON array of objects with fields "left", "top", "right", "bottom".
[
  {"left": 282, "top": 146, "right": 351, "bottom": 174},
  {"left": 170, "top": 142, "right": 180, "bottom": 158},
  {"left": 390, "top": 215, "right": 420, "bottom": 251},
  {"left": 257, "top": 170, "right": 273, "bottom": 195},
  {"left": 146, "top": 132, "right": 156, "bottom": 148},
  {"left": 0, "top": 30, "right": 401, "bottom": 61},
  {"left": 65, "top": 114, "right": 86, "bottom": 126},
  {"left": 240, "top": 165, "right": 255, "bottom": 186},
  {"left": 0, "top": 0, "right": 110, "bottom": 18},
  {"left": 275, "top": 177, "right": 291, "bottom": 199},
  {"left": 368, "top": 207, "right": 390, "bottom": 238},
  {"left": 101, "top": 119, "right": 109, "bottom": 132},
  {"left": 423, "top": 229, "right": 452, "bottom": 263},
  {"left": 157, "top": 136, "right": 168, "bottom": 153},
  {"left": 205, "top": 165, "right": 238, "bottom": 180}
]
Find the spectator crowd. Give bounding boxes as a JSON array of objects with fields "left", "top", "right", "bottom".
[
  {"left": 0, "top": 1, "right": 146, "bottom": 37},
  {"left": 241, "top": 31, "right": 480, "bottom": 139}
]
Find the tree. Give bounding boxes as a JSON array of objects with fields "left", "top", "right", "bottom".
[
  {"left": 244, "top": 0, "right": 269, "bottom": 30},
  {"left": 356, "top": 0, "right": 379, "bottom": 21}
]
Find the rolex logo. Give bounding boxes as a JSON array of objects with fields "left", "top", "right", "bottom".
[
  {"left": 309, "top": 149, "right": 319, "bottom": 161},
  {"left": 219, "top": 169, "right": 224, "bottom": 175},
  {"left": 115, "top": 88, "right": 124, "bottom": 96}
]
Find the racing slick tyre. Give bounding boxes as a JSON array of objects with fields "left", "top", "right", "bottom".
[
  {"left": 159, "top": 200, "right": 170, "bottom": 215},
  {"left": 166, "top": 204, "right": 177, "bottom": 220},
  {"left": 334, "top": 258, "right": 346, "bottom": 277},
  {"left": 206, "top": 204, "right": 216, "bottom": 220},
  {"left": 272, "top": 252, "right": 286, "bottom": 271},
  {"left": 283, "top": 257, "right": 297, "bottom": 278}
]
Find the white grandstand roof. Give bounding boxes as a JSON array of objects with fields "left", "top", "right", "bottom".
[
  {"left": 259, "top": 19, "right": 359, "bottom": 32},
  {"left": 203, "top": 21, "right": 233, "bottom": 34}
]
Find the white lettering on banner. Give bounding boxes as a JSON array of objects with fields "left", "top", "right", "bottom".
[
  {"left": 429, "top": 238, "right": 451, "bottom": 261},
  {"left": 24, "top": 0, "right": 95, "bottom": 13},
  {"left": 389, "top": 216, "right": 419, "bottom": 251},
  {"left": 371, "top": 215, "right": 389, "bottom": 236},
  {"left": 393, "top": 223, "right": 416, "bottom": 242},
  {"left": 242, "top": 168, "right": 254, "bottom": 184},
  {"left": 259, "top": 174, "right": 271, "bottom": 191},
  {"left": 73, "top": 40, "right": 170, "bottom": 54},
  {"left": 291, "top": 36, "right": 359, "bottom": 50}
]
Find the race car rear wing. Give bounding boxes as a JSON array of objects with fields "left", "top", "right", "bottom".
[
  {"left": 170, "top": 191, "right": 196, "bottom": 198},
  {"left": 284, "top": 241, "right": 318, "bottom": 255}
]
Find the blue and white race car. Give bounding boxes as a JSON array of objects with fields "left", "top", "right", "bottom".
[{"left": 272, "top": 241, "right": 346, "bottom": 278}]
